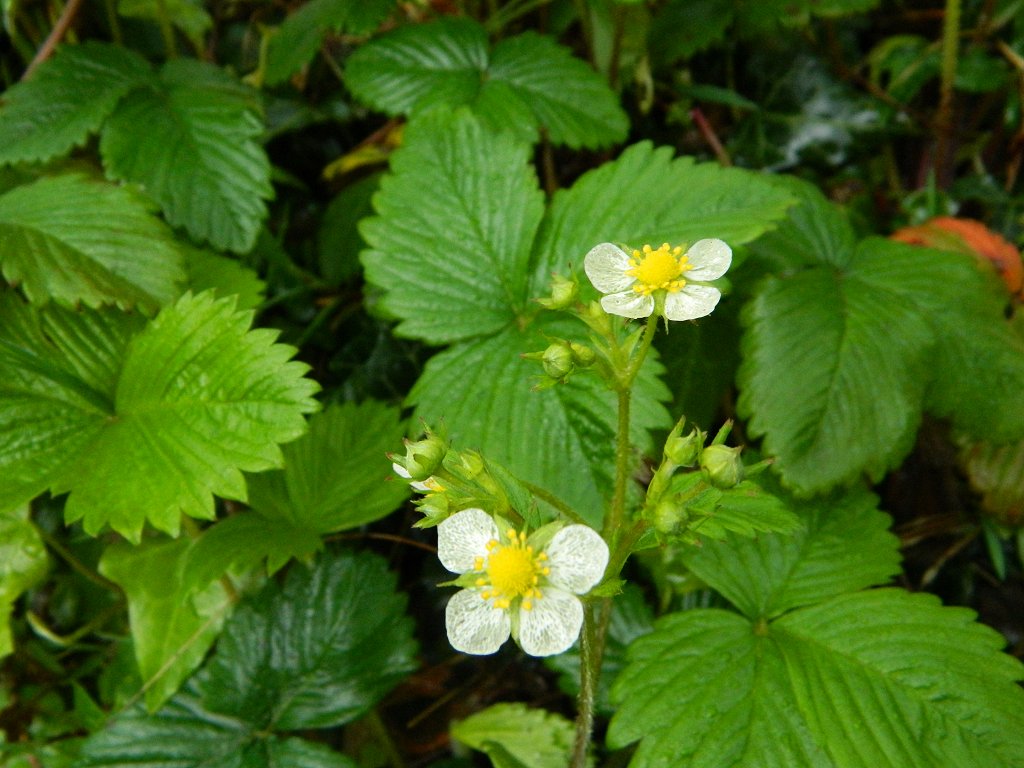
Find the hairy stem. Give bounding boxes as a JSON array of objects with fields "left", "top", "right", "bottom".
[{"left": 935, "top": 0, "right": 961, "bottom": 184}]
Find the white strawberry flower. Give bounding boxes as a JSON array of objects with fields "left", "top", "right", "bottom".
[
  {"left": 437, "top": 508, "right": 609, "bottom": 657},
  {"left": 584, "top": 239, "right": 732, "bottom": 321}
]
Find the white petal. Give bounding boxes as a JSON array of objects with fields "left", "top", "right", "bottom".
[
  {"left": 600, "top": 291, "right": 654, "bottom": 319},
  {"left": 446, "top": 589, "right": 511, "bottom": 655},
  {"left": 410, "top": 479, "right": 431, "bottom": 492},
  {"left": 663, "top": 284, "right": 722, "bottom": 321},
  {"left": 584, "top": 243, "right": 635, "bottom": 294},
  {"left": 518, "top": 588, "right": 584, "bottom": 657},
  {"left": 545, "top": 525, "right": 609, "bottom": 594},
  {"left": 437, "top": 508, "right": 499, "bottom": 574},
  {"left": 685, "top": 239, "right": 732, "bottom": 281},
  {"left": 392, "top": 462, "right": 411, "bottom": 479}
]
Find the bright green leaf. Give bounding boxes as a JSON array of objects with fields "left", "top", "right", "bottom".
[
  {"left": 202, "top": 549, "right": 417, "bottom": 730},
  {"left": 100, "top": 59, "right": 273, "bottom": 253},
  {"left": 361, "top": 109, "right": 544, "bottom": 344},
  {"left": 0, "top": 174, "right": 185, "bottom": 312},
  {"left": 0, "top": 505, "right": 49, "bottom": 658},
  {"left": 345, "top": 17, "right": 627, "bottom": 148},
  {"left": 738, "top": 258, "right": 934, "bottom": 493},
  {"left": 530, "top": 142, "right": 795, "bottom": 295},
  {"left": 451, "top": 703, "right": 575, "bottom": 768},
  {"left": 99, "top": 538, "right": 229, "bottom": 711},
  {"left": 0, "top": 291, "right": 318, "bottom": 542},
  {"left": 609, "top": 590, "right": 1024, "bottom": 767},
  {"left": 0, "top": 42, "right": 152, "bottom": 166},
  {"left": 246, "top": 400, "right": 409, "bottom": 533},
  {"left": 680, "top": 479, "right": 802, "bottom": 541},
  {"left": 264, "top": 0, "right": 394, "bottom": 85},
  {"left": 184, "top": 247, "right": 266, "bottom": 311},
  {"left": 682, "top": 486, "right": 901, "bottom": 618}
]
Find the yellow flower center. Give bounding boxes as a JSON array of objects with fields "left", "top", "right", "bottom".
[
  {"left": 627, "top": 243, "right": 691, "bottom": 295},
  {"left": 474, "top": 529, "right": 550, "bottom": 611}
]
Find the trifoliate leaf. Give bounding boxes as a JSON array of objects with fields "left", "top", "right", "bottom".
[
  {"left": 0, "top": 174, "right": 185, "bottom": 312},
  {"left": 264, "top": 0, "right": 394, "bottom": 85},
  {"left": 0, "top": 42, "right": 152, "bottom": 165},
  {"left": 361, "top": 109, "right": 544, "bottom": 344},
  {"left": 100, "top": 59, "right": 273, "bottom": 253},
  {"left": 738, "top": 253, "right": 934, "bottom": 493},
  {"left": 609, "top": 590, "right": 1024, "bottom": 767},
  {"left": 76, "top": 685, "right": 358, "bottom": 768},
  {"left": 98, "top": 538, "right": 229, "bottom": 712},
  {"left": 0, "top": 291, "right": 319, "bottom": 542},
  {"left": 451, "top": 703, "right": 575, "bottom": 768},
  {"left": 0, "top": 505, "right": 49, "bottom": 658},
  {"left": 246, "top": 400, "right": 408, "bottom": 533},
  {"left": 410, "top": 317, "right": 670, "bottom": 527},
  {"left": 682, "top": 486, "right": 901, "bottom": 618},
  {"left": 530, "top": 142, "right": 795, "bottom": 295},
  {"left": 183, "top": 247, "right": 266, "bottom": 310},
  {"left": 202, "top": 549, "right": 417, "bottom": 730},
  {"left": 345, "top": 17, "right": 627, "bottom": 148}
]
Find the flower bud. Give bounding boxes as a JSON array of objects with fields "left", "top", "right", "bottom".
[
  {"left": 652, "top": 496, "right": 688, "bottom": 535},
  {"left": 665, "top": 428, "right": 703, "bottom": 467},
  {"left": 569, "top": 341, "right": 596, "bottom": 368},
  {"left": 536, "top": 273, "right": 579, "bottom": 310},
  {"left": 700, "top": 444, "right": 744, "bottom": 489},
  {"left": 402, "top": 432, "right": 448, "bottom": 481},
  {"left": 541, "top": 341, "right": 575, "bottom": 382}
]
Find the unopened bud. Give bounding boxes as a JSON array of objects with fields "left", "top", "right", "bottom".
[
  {"left": 653, "top": 496, "right": 687, "bottom": 535},
  {"left": 536, "top": 273, "right": 579, "bottom": 310},
  {"left": 570, "top": 341, "right": 596, "bottom": 367},
  {"left": 542, "top": 341, "right": 575, "bottom": 382},
  {"left": 665, "top": 428, "right": 703, "bottom": 467},
  {"left": 403, "top": 432, "right": 447, "bottom": 481},
  {"left": 700, "top": 444, "right": 744, "bottom": 489}
]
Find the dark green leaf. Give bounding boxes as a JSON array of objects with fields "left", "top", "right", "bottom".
[
  {"left": 246, "top": 400, "right": 409, "bottom": 533},
  {"left": 202, "top": 549, "right": 417, "bottom": 730},
  {"left": 361, "top": 109, "right": 544, "bottom": 344},
  {"left": 682, "top": 486, "right": 900, "bottom": 618},
  {"left": 0, "top": 505, "right": 49, "bottom": 657},
  {"left": 0, "top": 174, "right": 185, "bottom": 312},
  {"left": 0, "top": 42, "right": 152, "bottom": 165},
  {"left": 184, "top": 248, "right": 266, "bottom": 311},
  {"left": 100, "top": 60, "right": 272, "bottom": 253}
]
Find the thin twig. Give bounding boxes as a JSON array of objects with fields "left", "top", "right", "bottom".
[
  {"left": 22, "top": 0, "right": 86, "bottom": 79},
  {"left": 690, "top": 107, "right": 731, "bottom": 166}
]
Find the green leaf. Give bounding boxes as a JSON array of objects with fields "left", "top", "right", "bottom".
[
  {"left": 451, "top": 703, "right": 575, "bottom": 768},
  {"left": 682, "top": 486, "right": 901, "bottom": 618},
  {"left": 246, "top": 400, "right": 409, "bottom": 533},
  {"left": 410, "top": 318, "right": 670, "bottom": 527},
  {"left": 0, "top": 505, "right": 50, "bottom": 658},
  {"left": 100, "top": 59, "right": 273, "bottom": 253},
  {"left": 182, "top": 512, "right": 324, "bottom": 593},
  {"left": 99, "top": 539, "right": 229, "bottom": 711},
  {"left": 738, "top": 256, "right": 934, "bottom": 493},
  {"left": 647, "top": 0, "right": 733, "bottom": 64},
  {"left": 344, "top": 17, "right": 627, "bottom": 148},
  {"left": 962, "top": 437, "right": 1024, "bottom": 527},
  {"left": 0, "top": 174, "right": 185, "bottom": 312},
  {"left": 361, "top": 109, "right": 544, "bottom": 344},
  {"left": 184, "top": 248, "right": 266, "bottom": 311},
  {"left": 530, "top": 142, "right": 795, "bottom": 295},
  {"left": 609, "top": 590, "right": 1024, "bottom": 767},
  {"left": 264, "top": 0, "right": 393, "bottom": 85},
  {"left": 202, "top": 549, "right": 417, "bottom": 730},
  {"left": 678, "top": 478, "right": 802, "bottom": 541},
  {"left": 318, "top": 172, "right": 380, "bottom": 284},
  {"left": 118, "top": 0, "right": 212, "bottom": 50},
  {"left": 76, "top": 685, "right": 358, "bottom": 768},
  {"left": 0, "top": 291, "right": 319, "bottom": 542},
  {"left": 0, "top": 42, "right": 152, "bottom": 166},
  {"left": 862, "top": 240, "right": 1024, "bottom": 443}
]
